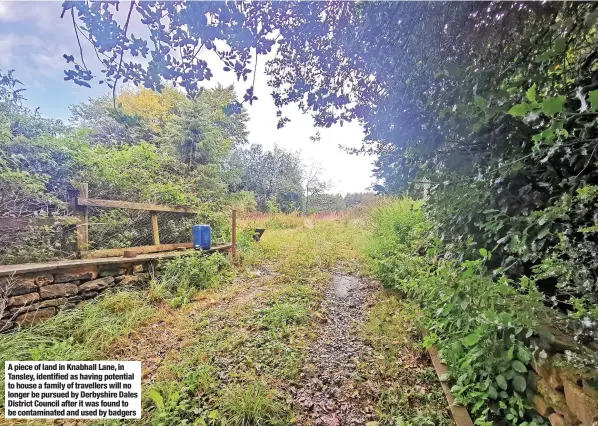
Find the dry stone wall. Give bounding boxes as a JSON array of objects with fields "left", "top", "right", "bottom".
[
  {"left": 0, "top": 262, "right": 152, "bottom": 332},
  {"left": 530, "top": 326, "right": 598, "bottom": 426}
]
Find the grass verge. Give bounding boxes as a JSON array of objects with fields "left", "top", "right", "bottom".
[
  {"left": 360, "top": 291, "right": 452, "bottom": 426},
  {"left": 0, "top": 291, "right": 154, "bottom": 407}
]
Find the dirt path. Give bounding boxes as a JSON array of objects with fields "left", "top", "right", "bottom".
[{"left": 292, "top": 273, "right": 380, "bottom": 425}]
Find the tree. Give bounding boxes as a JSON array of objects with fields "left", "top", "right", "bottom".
[
  {"left": 229, "top": 143, "right": 303, "bottom": 213},
  {"left": 1, "top": 69, "right": 75, "bottom": 217},
  {"left": 1, "top": 68, "right": 65, "bottom": 139},
  {"left": 69, "top": 95, "right": 141, "bottom": 146},
  {"left": 163, "top": 85, "right": 248, "bottom": 169},
  {"left": 304, "top": 161, "right": 330, "bottom": 215},
  {"left": 118, "top": 87, "right": 188, "bottom": 135}
]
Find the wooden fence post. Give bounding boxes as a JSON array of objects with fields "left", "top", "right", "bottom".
[
  {"left": 151, "top": 213, "right": 160, "bottom": 245},
  {"left": 232, "top": 209, "right": 237, "bottom": 260},
  {"left": 75, "top": 183, "right": 89, "bottom": 254}
]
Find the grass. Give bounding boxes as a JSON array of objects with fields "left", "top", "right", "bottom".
[
  {"left": 219, "top": 381, "right": 288, "bottom": 425},
  {"left": 0, "top": 211, "right": 452, "bottom": 426},
  {"left": 135, "top": 214, "right": 372, "bottom": 424},
  {"left": 359, "top": 291, "right": 452, "bottom": 426},
  {"left": 261, "top": 301, "right": 309, "bottom": 328},
  {"left": 0, "top": 291, "right": 154, "bottom": 407},
  {"left": 149, "top": 251, "right": 234, "bottom": 308}
]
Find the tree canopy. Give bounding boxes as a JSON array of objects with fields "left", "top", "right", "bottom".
[{"left": 229, "top": 143, "right": 303, "bottom": 213}]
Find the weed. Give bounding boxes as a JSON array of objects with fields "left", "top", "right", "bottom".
[
  {"left": 146, "top": 380, "right": 220, "bottom": 426},
  {"left": 376, "top": 386, "right": 452, "bottom": 426},
  {"left": 261, "top": 302, "right": 308, "bottom": 328},
  {"left": 150, "top": 252, "right": 234, "bottom": 307},
  {"left": 273, "top": 284, "right": 318, "bottom": 305},
  {"left": 218, "top": 381, "right": 288, "bottom": 426}
]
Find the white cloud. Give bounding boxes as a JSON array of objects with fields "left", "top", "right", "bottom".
[
  {"left": 0, "top": 2, "right": 65, "bottom": 30},
  {"left": 0, "top": 33, "right": 71, "bottom": 88}
]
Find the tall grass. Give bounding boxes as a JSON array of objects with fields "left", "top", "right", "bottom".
[
  {"left": 239, "top": 211, "right": 304, "bottom": 230},
  {"left": 149, "top": 252, "right": 234, "bottom": 307},
  {"left": 219, "top": 382, "right": 288, "bottom": 426},
  {"left": 0, "top": 291, "right": 154, "bottom": 404}
]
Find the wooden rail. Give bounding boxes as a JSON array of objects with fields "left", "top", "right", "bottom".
[
  {"left": 428, "top": 346, "right": 474, "bottom": 426},
  {"left": 74, "top": 188, "right": 202, "bottom": 255},
  {"left": 72, "top": 185, "right": 236, "bottom": 260},
  {"left": 0, "top": 244, "right": 233, "bottom": 277},
  {"left": 75, "top": 183, "right": 89, "bottom": 252},
  {"left": 76, "top": 198, "right": 201, "bottom": 214},
  {"left": 81, "top": 243, "right": 193, "bottom": 259}
]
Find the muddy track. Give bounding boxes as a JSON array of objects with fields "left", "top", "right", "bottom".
[{"left": 292, "top": 273, "right": 379, "bottom": 426}]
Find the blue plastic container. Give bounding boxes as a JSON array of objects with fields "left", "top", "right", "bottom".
[{"left": 193, "top": 225, "right": 211, "bottom": 250}]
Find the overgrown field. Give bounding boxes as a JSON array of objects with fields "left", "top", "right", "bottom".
[
  {"left": 0, "top": 211, "right": 451, "bottom": 426},
  {"left": 5, "top": 202, "right": 597, "bottom": 426}
]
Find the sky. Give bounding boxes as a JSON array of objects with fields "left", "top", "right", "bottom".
[{"left": 0, "top": 1, "right": 376, "bottom": 195}]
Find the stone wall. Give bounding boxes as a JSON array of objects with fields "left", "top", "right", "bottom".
[
  {"left": 530, "top": 326, "right": 598, "bottom": 426},
  {"left": 0, "top": 262, "right": 152, "bottom": 332}
]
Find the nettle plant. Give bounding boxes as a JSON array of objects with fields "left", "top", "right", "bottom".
[{"left": 417, "top": 250, "right": 546, "bottom": 426}]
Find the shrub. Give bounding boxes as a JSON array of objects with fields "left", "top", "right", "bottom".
[
  {"left": 367, "top": 199, "right": 548, "bottom": 426},
  {"left": 151, "top": 252, "right": 234, "bottom": 307}
]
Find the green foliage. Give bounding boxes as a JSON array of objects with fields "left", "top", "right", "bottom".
[
  {"left": 367, "top": 200, "right": 548, "bottom": 426},
  {"left": 151, "top": 252, "right": 234, "bottom": 307},
  {"left": 1, "top": 75, "right": 252, "bottom": 262},
  {"left": 161, "top": 85, "right": 248, "bottom": 168},
  {"left": 229, "top": 144, "right": 304, "bottom": 213},
  {"left": 218, "top": 382, "right": 288, "bottom": 426},
  {"left": 146, "top": 379, "right": 221, "bottom": 426},
  {"left": 386, "top": 4, "right": 598, "bottom": 366},
  {"left": 229, "top": 190, "right": 257, "bottom": 213},
  {"left": 0, "top": 134, "right": 83, "bottom": 263},
  {"left": 0, "top": 68, "right": 64, "bottom": 139},
  {"left": 0, "top": 134, "right": 86, "bottom": 214},
  {"left": 266, "top": 198, "right": 281, "bottom": 214},
  {"left": 261, "top": 302, "right": 308, "bottom": 329},
  {"left": 374, "top": 386, "right": 452, "bottom": 426},
  {"left": 0, "top": 291, "right": 154, "bottom": 405}
]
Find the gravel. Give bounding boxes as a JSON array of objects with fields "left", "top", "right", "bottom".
[{"left": 292, "top": 273, "right": 379, "bottom": 425}]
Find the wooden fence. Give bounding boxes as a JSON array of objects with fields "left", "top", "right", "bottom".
[{"left": 74, "top": 183, "right": 236, "bottom": 259}]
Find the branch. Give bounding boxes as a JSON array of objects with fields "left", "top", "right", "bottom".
[
  {"left": 112, "top": 1, "right": 136, "bottom": 110},
  {"left": 252, "top": 47, "right": 259, "bottom": 91},
  {"left": 71, "top": 9, "right": 88, "bottom": 71}
]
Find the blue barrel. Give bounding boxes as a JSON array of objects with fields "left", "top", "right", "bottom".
[{"left": 193, "top": 225, "right": 211, "bottom": 250}]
